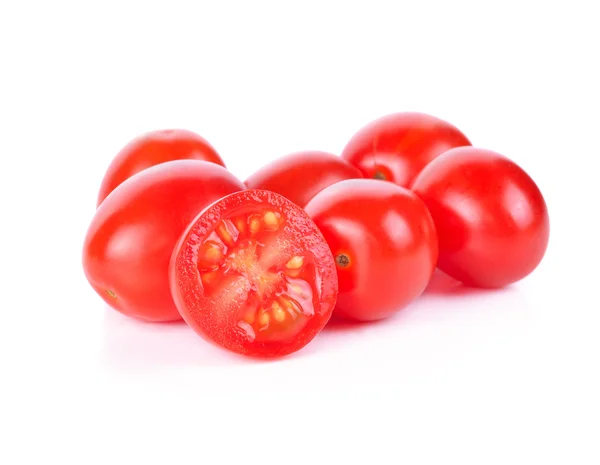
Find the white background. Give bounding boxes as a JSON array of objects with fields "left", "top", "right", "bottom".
[{"left": 1, "top": 1, "right": 598, "bottom": 463}]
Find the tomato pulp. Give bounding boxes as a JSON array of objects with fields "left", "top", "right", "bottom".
[
  {"left": 245, "top": 151, "right": 363, "bottom": 207},
  {"left": 83, "top": 160, "right": 245, "bottom": 322},
  {"left": 411, "top": 147, "right": 550, "bottom": 288},
  {"left": 305, "top": 179, "right": 438, "bottom": 322},
  {"left": 170, "top": 190, "right": 338, "bottom": 357},
  {"left": 341, "top": 112, "right": 471, "bottom": 187},
  {"left": 97, "top": 129, "right": 225, "bottom": 206}
]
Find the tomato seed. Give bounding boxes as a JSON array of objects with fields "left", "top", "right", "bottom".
[
  {"left": 216, "top": 220, "right": 237, "bottom": 247},
  {"left": 263, "top": 211, "right": 279, "bottom": 230},
  {"left": 234, "top": 217, "right": 247, "bottom": 235},
  {"left": 286, "top": 255, "right": 304, "bottom": 270},
  {"left": 258, "top": 312, "right": 270, "bottom": 327},
  {"left": 272, "top": 301, "right": 286, "bottom": 322},
  {"left": 249, "top": 215, "right": 262, "bottom": 235}
]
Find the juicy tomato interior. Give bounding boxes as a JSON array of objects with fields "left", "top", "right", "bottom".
[
  {"left": 171, "top": 190, "right": 337, "bottom": 357},
  {"left": 197, "top": 208, "right": 319, "bottom": 343}
]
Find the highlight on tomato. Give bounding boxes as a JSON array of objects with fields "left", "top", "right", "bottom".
[
  {"left": 304, "top": 179, "right": 438, "bottom": 322},
  {"left": 83, "top": 160, "right": 245, "bottom": 322},
  {"left": 97, "top": 129, "right": 225, "bottom": 206},
  {"left": 341, "top": 112, "right": 471, "bottom": 188},
  {"left": 169, "top": 190, "right": 338, "bottom": 358},
  {"left": 245, "top": 151, "right": 363, "bottom": 207},
  {"left": 411, "top": 146, "right": 550, "bottom": 288}
]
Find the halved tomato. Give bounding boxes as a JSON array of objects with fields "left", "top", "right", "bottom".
[{"left": 170, "top": 190, "right": 338, "bottom": 358}]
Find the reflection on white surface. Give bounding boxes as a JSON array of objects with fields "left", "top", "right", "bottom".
[{"left": 100, "top": 308, "right": 250, "bottom": 369}]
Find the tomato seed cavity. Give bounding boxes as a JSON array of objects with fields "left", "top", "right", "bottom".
[{"left": 196, "top": 207, "right": 317, "bottom": 342}]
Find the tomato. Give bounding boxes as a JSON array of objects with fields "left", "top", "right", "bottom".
[
  {"left": 341, "top": 112, "right": 471, "bottom": 187},
  {"left": 97, "top": 129, "right": 225, "bottom": 206},
  {"left": 244, "top": 151, "right": 363, "bottom": 207},
  {"left": 83, "top": 160, "right": 245, "bottom": 322},
  {"left": 304, "top": 179, "right": 438, "bottom": 322},
  {"left": 411, "top": 147, "right": 550, "bottom": 288},
  {"left": 169, "top": 190, "right": 338, "bottom": 357}
]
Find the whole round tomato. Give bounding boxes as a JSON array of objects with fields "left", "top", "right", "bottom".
[
  {"left": 170, "top": 189, "right": 338, "bottom": 357},
  {"left": 341, "top": 112, "right": 471, "bottom": 187},
  {"left": 97, "top": 129, "right": 225, "bottom": 206},
  {"left": 83, "top": 160, "right": 245, "bottom": 322},
  {"left": 411, "top": 147, "right": 550, "bottom": 288},
  {"left": 244, "top": 151, "right": 363, "bottom": 207},
  {"left": 304, "top": 179, "right": 438, "bottom": 322}
]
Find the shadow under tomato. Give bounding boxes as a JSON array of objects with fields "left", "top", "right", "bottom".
[
  {"left": 100, "top": 306, "right": 326, "bottom": 368},
  {"left": 423, "top": 268, "right": 508, "bottom": 296},
  {"left": 321, "top": 313, "right": 391, "bottom": 333},
  {"left": 100, "top": 307, "right": 261, "bottom": 370}
]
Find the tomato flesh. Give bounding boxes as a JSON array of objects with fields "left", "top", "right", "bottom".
[{"left": 170, "top": 190, "right": 338, "bottom": 357}]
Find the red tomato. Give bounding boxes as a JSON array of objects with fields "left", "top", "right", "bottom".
[
  {"left": 341, "top": 112, "right": 471, "bottom": 187},
  {"left": 244, "top": 151, "right": 363, "bottom": 207},
  {"left": 304, "top": 179, "right": 438, "bottom": 322},
  {"left": 170, "top": 190, "right": 338, "bottom": 357},
  {"left": 83, "top": 160, "right": 245, "bottom": 322},
  {"left": 97, "top": 129, "right": 225, "bottom": 206},
  {"left": 411, "top": 147, "right": 550, "bottom": 288}
]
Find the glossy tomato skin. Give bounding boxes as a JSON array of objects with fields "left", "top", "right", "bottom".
[
  {"left": 304, "top": 179, "right": 438, "bottom": 322},
  {"left": 97, "top": 129, "right": 225, "bottom": 206},
  {"left": 341, "top": 112, "right": 471, "bottom": 187},
  {"left": 83, "top": 160, "right": 245, "bottom": 322},
  {"left": 411, "top": 147, "right": 550, "bottom": 288},
  {"left": 244, "top": 151, "right": 363, "bottom": 207},
  {"left": 170, "top": 190, "right": 338, "bottom": 357}
]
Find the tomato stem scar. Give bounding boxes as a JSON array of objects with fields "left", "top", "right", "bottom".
[
  {"left": 373, "top": 170, "right": 387, "bottom": 180},
  {"left": 335, "top": 253, "right": 350, "bottom": 268}
]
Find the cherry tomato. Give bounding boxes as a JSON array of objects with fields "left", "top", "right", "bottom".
[
  {"left": 304, "top": 179, "right": 438, "bottom": 322},
  {"left": 83, "top": 160, "right": 245, "bottom": 322},
  {"left": 97, "top": 129, "right": 225, "bottom": 206},
  {"left": 411, "top": 147, "right": 550, "bottom": 288},
  {"left": 244, "top": 151, "right": 363, "bottom": 207},
  {"left": 341, "top": 112, "right": 471, "bottom": 187},
  {"left": 170, "top": 190, "right": 338, "bottom": 357}
]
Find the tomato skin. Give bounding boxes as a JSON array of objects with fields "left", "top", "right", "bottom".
[
  {"left": 341, "top": 112, "right": 471, "bottom": 187},
  {"left": 244, "top": 151, "right": 363, "bottom": 207},
  {"left": 83, "top": 160, "right": 245, "bottom": 322},
  {"left": 304, "top": 179, "right": 438, "bottom": 322},
  {"left": 411, "top": 147, "right": 550, "bottom": 288},
  {"left": 170, "top": 190, "right": 338, "bottom": 357},
  {"left": 97, "top": 129, "right": 225, "bottom": 206}
]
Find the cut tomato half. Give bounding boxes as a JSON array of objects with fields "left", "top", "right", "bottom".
[{"left": 169, "top": 190, "right": 338, "bottom": 358}]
